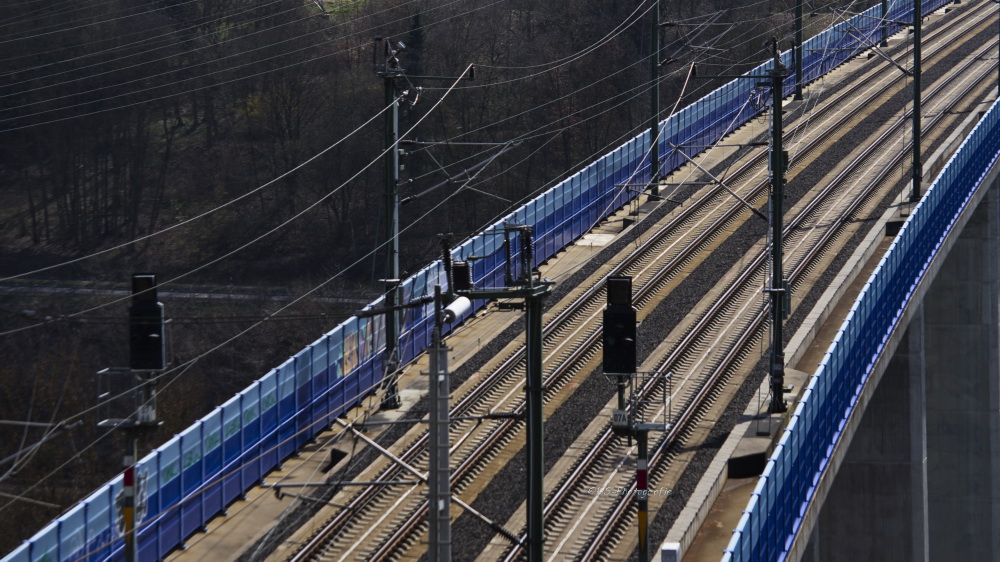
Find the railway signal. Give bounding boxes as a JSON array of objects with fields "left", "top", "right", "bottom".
[
  {"left": 129, "top": 274, "right": 165, "bottom": 371},
  {"left": 97, "top": 273, "right": 168, "bottom": 562},
  {"left": 603, "top": 276, "right": 637, "bottom": 375},
  {"left": 600, "top": 275, "right": 673, "bottom": 560}
]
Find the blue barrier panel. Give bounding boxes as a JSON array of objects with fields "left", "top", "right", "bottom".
[
  {"left": 268, "top": 357, "right": 298, "bottom": 462},
  {"left": 137, "top": 512, "right": 158, "bottom": 562},
  {"left": 294, "top": 349, "right": 312, "bottom": 451},
  {"left": 56, "top": 506, "right": 86, "bottom": 562},
  {"left": 258, "top": 372, "right": 279, "bottom": 471},
  {"left": 310, "top": 338, "right": 330, "bottom": 431},
  {"left": 25, "top": 522, "right": 57, "bottom": 562},
  {"left": 275, "top": 358, "right": 296, "bottom": 462},
  {"left": 134, "top": 453, "right": 159, "bottom": 561},
  {"left": 179, "top": 425, "right": 203, "bottom": 538},
  {"left": 201, "top": 410, "right": 224, "bottom": 521},
  {"left": 157, "top": 440, "right": 181, "bottom": 550},
  {"left": 239, "top": 386, "right": 261, "bottom": 485},
  {"left": 220, "top": 394, "right": 243, "bottom": 505},
  {"left": 180, "top": 425, "right": 202, "bottom": 498},
  {"left": 81, "top": 484, "right": 113, "bottom": 560},
  {"left": 331, "top": 326, "right": 354, "bottom": 409},
  {"left": 6, "top": 544, "right": 28, "bottom": 562}
]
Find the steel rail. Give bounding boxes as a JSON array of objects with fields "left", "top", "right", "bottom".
[
  {"left": 575, "top": 36, "right": 999, "bottom": 561},
  {"left": 284, "top": 4, "right": 997, "bottom": 559}
]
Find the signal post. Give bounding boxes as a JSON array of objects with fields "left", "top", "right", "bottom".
[{"left": 97, "top": 274, "right": 167, "bottom": 562}]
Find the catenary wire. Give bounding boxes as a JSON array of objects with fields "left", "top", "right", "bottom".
[
  {"left": 0, "top": 0, "right": 503, "bottom": 121},
  {"left": 0, "top": 0, "right": 703, "bottom": 287},
  {"left": 0, "top": 0, "right": 864, "bottom": 508},
  {"left": 0, "top": 96, "right": 397, "bottom": 287},
  {"left": 0, "top": 69, "right": 487, "bottom": 504}
]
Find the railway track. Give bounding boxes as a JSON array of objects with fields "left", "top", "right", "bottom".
[
  {"left": 267, "top": 2, "right": 998, "bottom": 560},
  {"left": 540, "top": 33, "right": 1000, "bottom": 561}
]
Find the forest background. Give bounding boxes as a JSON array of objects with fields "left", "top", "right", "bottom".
[{"left": 0, "top": 0, "right": 848, "bottom": 552}]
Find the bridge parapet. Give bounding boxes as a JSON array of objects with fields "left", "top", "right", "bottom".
[{"left": 724, "top": 92, "right": 1000, "bottom": 561}]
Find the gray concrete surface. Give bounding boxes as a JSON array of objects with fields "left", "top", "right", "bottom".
[{"left": 805, "top": 180, "right": 1000, "bottom": 561}]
